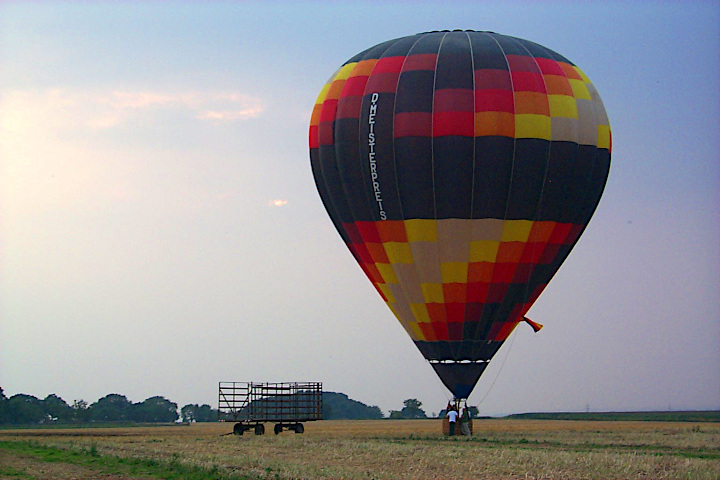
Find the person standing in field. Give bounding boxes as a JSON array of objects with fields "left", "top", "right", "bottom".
[
  {"left": 446, "top": 406, "right": 458, "bottom": 435},
  {"left": 460, "top": 405, "right": 472, "bottom": 436}
]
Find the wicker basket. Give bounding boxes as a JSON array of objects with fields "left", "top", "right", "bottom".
[{"left": 442, "top": 417, "right": 473, "bottom": 436}]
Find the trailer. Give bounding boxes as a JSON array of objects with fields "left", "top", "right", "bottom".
[{"left": 218, "top": 382, "right": 322, "bottom": 435}]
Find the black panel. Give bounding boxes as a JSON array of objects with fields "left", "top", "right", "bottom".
[
  {"left": 395, "top": 70, "right": 436, "bottom": 113},
  {"left": 310, "top": 148, "right": 350, "bottom": 244},
  {"left": 334, "top": 117, "right": 374, "bottom": 222},
  {"left": 492, "top": 33, "right": 532, "bottom": 56},
  {"left": 434, "top": 136, "right": 474, "bottom": 219},
  {"left": 414, "top": 340, "right": 502, "bottom": 362},
  {"left": 381, "top": 33, "right": 423, "bottom": 58},
  {"left": 536, "top": 141, "right": 579, "bottom": 222},
  {"left": 512, "top": 37, "right": 564, "bottom": 61},
  {"left": 394, "top": 136, "right": 435, "bottom": 219},
  {"left": 319, "top": 144, "right": 355, "bottom": 223},
  {"left": 472, "top": 136, "right": 515, "bottom": 218},
  {"left": 505, "top": 138, "right": 551, "bottom": 220},
  {"left": 468, "top": 31, "right": 511, "bottom": 70},
  {"left": 404, "top": 31, "right": 445, "bottom": 55},
  {"left": 435, "top": 31, "right": 473, "bottom": 90},
  {"left": 430, "top": 361, "right": 488, "bottom": 398}
]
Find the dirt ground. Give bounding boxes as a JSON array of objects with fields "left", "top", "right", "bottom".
[
  {"left": 0, "top": 449, "right": 149, "bottom": 480},
  {"left": 1, "top": 420, "right": 718, "bottom": 480}
]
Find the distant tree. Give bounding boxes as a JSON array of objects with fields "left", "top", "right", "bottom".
[
  {"left": 6, "top": 394, "right": 45, "bottom": 424},
  {"left": 0, "top": 387, "right": 8, "bottom": 424},
  {"left": 89, "top": 394, "right": 133, "bottom": 422},
  {"left": 132, "top": 396, "right": 178, "bottom": 423},
  {"left": 71, "top": 399, "right": 90, "bottom": 423},
  {"left": 181, "top": 404, "right": 196, "bottom": 423},
  {"left": 181, "top": 404, "right": 217, "bottom": 422},
  {"left": 321, "top": 392, "right": 383, "bottom": 419},
  {"left": 43, "top": 394, "right": 72, "bottom": 422},
  {"left": 391, "top": 398, "right": 427, "bottom": 419}
]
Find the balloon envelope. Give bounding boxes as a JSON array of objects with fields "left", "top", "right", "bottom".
[{"left": 309, "top": 31, "right": 611, "bottom": 399}]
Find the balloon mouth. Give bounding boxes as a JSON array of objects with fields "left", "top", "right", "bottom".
[{"left": 429, "top": 360, "right": 490, "bottom": 400}]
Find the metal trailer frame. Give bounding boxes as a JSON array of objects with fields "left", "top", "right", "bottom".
[{"left": 218, "top": 382, "right": 322, "bottom": 435}]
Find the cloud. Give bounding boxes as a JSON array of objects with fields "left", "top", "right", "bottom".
[
  {"left": 0, "top": 87, "right": 265, "bottom": 218},
  {"left": 0, "top": 88, "right": 265, "bottom": 132},
  {"left": 197, "top": 107, "right": 264, "bottom": 123}
]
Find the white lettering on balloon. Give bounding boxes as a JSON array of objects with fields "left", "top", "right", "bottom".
[{"left": 368, "top": 92, "right": 387, "bottom": 220}]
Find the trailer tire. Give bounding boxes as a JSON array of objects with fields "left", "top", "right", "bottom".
[
  {"left": 294, "top": 423, "right": 304, "bottom": 434},
  {"left": 254, "top": 424, "right": 265, "bottom": 435},
  {"left": 233, "top": 423, "right": 244, "bottom": 436},
  {"left": 274, "top": 424, "right": 283, "bottom": 435}
]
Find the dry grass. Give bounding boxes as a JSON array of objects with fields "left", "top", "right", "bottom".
[{"left": 1, "top": 419, "right": 719, "bottom": 479}]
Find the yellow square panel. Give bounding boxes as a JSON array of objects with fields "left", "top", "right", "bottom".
[
  {"left": 410, "top": 303, "right": 432, "bottom": 323},
  {"left": 314, "top": 82, "right": 332, "bottom": 106},
  {"left": 335, "top": 62, "right": 357, "bottom": 81},
  {"left": 409, "top": 322, "right": 425, "bottom": 341},
  {"left": 376, "top": 283, "right": 395, "bottom": 303},
  {"left": 421, "top": 283, "right": 445, "bottom": 303},
  {"left": 376, "top": 264, "right": 399, "bottom": 284},
  {"left": 404, "top": 219, "right": 437, "bottom": 242},
  {"left": 569, "top": 78, "right": 591, "bottom": 100},
  {"left": 501, "top": 220, "right": 534, "bottom": 242},
  {"left": 440, "top": 262, "right": 468, "bottom": 284},
  {"left": 548, "top": 94, "right": 578, "bottom": 119},
  {"left": 573, "top": 66, "right": 592, "bottom": 84},
  {"left": 597, "top": 124, "right": 611, "bottom": 150},
  {"left": 469, "top": 240, "right": 500, "bottom": 263},
  {"left": 383, "top": 242, "right": 414, "bottom": 264},
  {"left": 515, "top": 114, "right": 551, "bottom": 140}
]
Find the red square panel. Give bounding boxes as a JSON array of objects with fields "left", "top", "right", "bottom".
[
  {"left": 432, "top": 322, "right": 450, "bottom": 341},
  {"left": 445, "top": 303, "right": 465, "bottom": 323},
  {"left": 355, "top": 221, "right": 382, "bottom": 243},
  {"left": 443, "top": 283, "right": 467, "bottom": 303},
  {"left": 376, "top": 220, "right": 407, "bottom": 242},
  {"left": 427, "top": 303, "right": 447, "bottom": 323},
  {"left": 486, "top": 283, "right": 509, "bottom": 303},
  {"left": 466, "top": 282, "right": 489, "bottom": 302},
  {"left": 447, "top": 321, "right": 464, "bottom": 341}
]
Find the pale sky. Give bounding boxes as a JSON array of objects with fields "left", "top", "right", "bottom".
[{"left": 1, "top": 1, "right": 718, "bottom": 417}]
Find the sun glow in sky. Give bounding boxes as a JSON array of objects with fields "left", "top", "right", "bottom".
[{"left": 1, "top": 1, "right": 718, "bottom": 416}]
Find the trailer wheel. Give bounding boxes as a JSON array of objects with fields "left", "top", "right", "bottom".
[
  {"left": 233, "top": 423, "right": 244, "bottom": 436},
  {"left": 294, "top": 423, "right": 304, "bottom": 434},
  {"left": 254, "top": 424, "right": 265, "bottom": 435},
  {"left": 274, "top": 424, "right": 283, "bottom": 435}
]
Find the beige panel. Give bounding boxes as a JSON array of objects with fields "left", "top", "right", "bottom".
[
  {"left": 387, "top": 302, "right": 420, "bottom": 341},
  {"left": 550, "top": 116, "right": 579, "bottom": 142},
  {"left": 436, "top": 219, "right": 472, "bottom": 262},
  {"left": 409, "top": 242, "right": 442, "bottom": 283},
  {"left": 576, "top": 99, "right": 598, "bottom": 146},
  {"left": 470, "top": 218, "right": 505, "bottom": 241},
  {"left": 391, "top": 263, "right": 425, "bottom": 304},
  {"left": 587, "top": 82, "right": 610, "bottom": 126}
]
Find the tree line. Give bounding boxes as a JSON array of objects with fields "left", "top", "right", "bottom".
[
  {"left": 1, "top": 386, "right": 467, "bottom": 425},
  {"left": 0, "top": 387, "right": 216, "bottom": 425}
]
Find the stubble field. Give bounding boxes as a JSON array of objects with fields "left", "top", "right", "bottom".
[{"left": 1, "top": 419, "right": 718, "bottom": 479}]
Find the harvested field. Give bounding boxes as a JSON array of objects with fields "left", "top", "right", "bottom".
[{"left": 1, "top": 419, "right": 718, "bottom": 479}]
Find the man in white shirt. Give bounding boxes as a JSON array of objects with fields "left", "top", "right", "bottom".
[{"left": 446, "top": 408, "right": 459, "bottom": 436}]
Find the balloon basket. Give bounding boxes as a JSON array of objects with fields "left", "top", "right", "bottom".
[{"left": 442, "top": 417, "right": 473, "bottom": 436}]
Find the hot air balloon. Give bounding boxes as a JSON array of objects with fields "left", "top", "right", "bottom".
[{"left": 309, "top": 30, "right": 610, "bottom": 400}]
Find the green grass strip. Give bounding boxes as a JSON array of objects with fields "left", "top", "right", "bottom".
[
  {"left": 0, "top": 440, "right": 257, "bottom": 480},
  {"left": 0, "top": 465, "right": 36, "bottom": 479}
]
